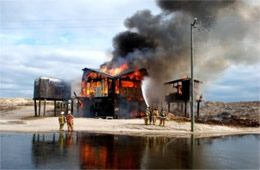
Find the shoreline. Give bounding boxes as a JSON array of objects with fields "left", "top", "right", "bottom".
[
  {"left": 1, "top": 129, "right": 259, "bottom": 139},
  {"left": 0, "top": 104, "right": 259, "bottom": 138},
  {"left": 1, "top": 117, "right": 259, "bottom": 138}
]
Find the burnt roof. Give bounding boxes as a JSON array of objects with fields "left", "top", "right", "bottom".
[
  {"left": 82, "top": 67, "right": 147, "bottom": 79},
  {"left": 164, "top": 78, "right": 202, "bottom": 85},
  {"left": 82, "top": 68, "right": 114, "bottom": 78},
  {"left": 115, "top": 68, "right": 147, "bottom": 78}
]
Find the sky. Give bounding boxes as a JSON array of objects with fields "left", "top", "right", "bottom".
[{"left": 0, "top": 0, "right": 259, "bottom": 102}]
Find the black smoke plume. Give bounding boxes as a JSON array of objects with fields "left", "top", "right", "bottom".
[
  {"left": 157, "top": 0, "right": 236, "bottom": 24},
  {"left": 102, "top": 0, "right": 260, "bottom": 104}
]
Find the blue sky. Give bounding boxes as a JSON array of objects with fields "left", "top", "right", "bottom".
[{"left": 0, "top": 0, "right": 259, "bottom": 102}]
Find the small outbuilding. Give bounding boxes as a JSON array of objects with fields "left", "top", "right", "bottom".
[
  {"left": 33, "top": 77, "right": 71, "bottom": 116},
  {"left": 164, "top": 77, "right": 202, "bottom": 117}
]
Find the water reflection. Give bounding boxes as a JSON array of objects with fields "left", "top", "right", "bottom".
[
  {"left": 2, "top": 133, "right": 258, "bottom": 169},
  {"left": 78, "top": 134, "right": 143, "bottom": 169}
]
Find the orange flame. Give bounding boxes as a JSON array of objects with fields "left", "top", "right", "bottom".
[
  {"left": 79, "top": 100, "right": 83, "bottom": 108},
  {"left": 101, "top": 63, "right": 129, "bottom": 76},
  {"left": 180, "top": 75, "right": 188, "bottom": 79}
]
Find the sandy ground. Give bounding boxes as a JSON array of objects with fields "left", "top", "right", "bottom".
[{"left": 0, "top": 105, "right": 259, "bottom": 138}]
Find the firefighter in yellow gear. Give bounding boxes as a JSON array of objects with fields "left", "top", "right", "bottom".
[
  {"left": 58, "top": 111, "right": 66, "bottom": 131},
  {"left": 152, "top": 108, "right": 159, "bottom": 125},
  {"left": 144, "top": 107, "right": 151, "bottom": 125},
  {"left": 159, "top": 109, "right": 167, "bottom": 126},
  {"left": 66, "top": 111, "right": 74, "bottom": 132}
]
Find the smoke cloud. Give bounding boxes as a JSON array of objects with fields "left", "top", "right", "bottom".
[{"left": 102, "top": 0, "right": 260, "bottom": 104}]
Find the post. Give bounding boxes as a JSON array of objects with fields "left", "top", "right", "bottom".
[
  {"left": 38, "top": 99, "right": 41, "bottom": 117},
  {"left": 43, "top": 99, "right": 46, "bottom": 116},
  {"left": 54, "top": 100, "right": 57, "bottom": 116},
  {"left": 66, "top": 101, "right": 69, "bottom": 114},
  {"left": 184, "top": 101, "right": 187, "bottom": 117},
  {"left": 77, "top": 99, "right": 79, "bottom": 114},
  {"left": 34, "top": 99, "right": 37, "bottom": 117},
  {"left": 71, "top": 100, "right": 74, "bottom": 114},
  {"left": 60, "top": 102, "right": 63, "bottom": 113},
  {"left": 168, "top": 102, "right": 170, "bottom": 112},
  {"left": 197, "top": 101, "right": 200, "bottom": 118},
  {"left": 190, "top": 18, "right": 197, "bottom": 132}
]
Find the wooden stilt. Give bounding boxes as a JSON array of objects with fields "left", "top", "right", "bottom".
[
  {"left": 168, "top": 102, "right": 170, "bottom": 113},
  {"left": 43, "top": 99, "right": 46, "bottom": 116},
  {"left": 38, "top": 99, "right": 41, "bottom": 117},
  {"left": 60, "top": 102, "right": 63, "bottom": 113},
  {"left": 34, "top": 99, "right": 37, "bottom": 117},
  {"left": 54, "top": 100, "right": 56, "bottom": 116},
  {"left": 197, "top": 102, "right": 200, "bottom": 118},
  {"left": 71, "top": 100, "right": 74, "bottom": 114},
  {"left": 66, "top": 101, "right": 69, "bottom": 114},
  {"left": 77, "top": 99, "right": 79, "bottom": 114},
  {"left": 184, "top": 101, "right": 187, "bottom": 117}
]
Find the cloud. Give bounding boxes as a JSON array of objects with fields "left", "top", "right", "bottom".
[
  {"left": 204, "top": 65, "right": 260, "bottom": 102},
  {"left": 0, "top": 44, "right": 107, "bottom": 97},
  {"left": 0, "top": 0, "right": 259, "bottom": 101}
]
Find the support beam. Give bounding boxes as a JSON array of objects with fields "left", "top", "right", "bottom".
[
  {"left": 71, "top": 100, "right": 74, "bottom": 114},
  {"left": 77, "top": 100, "right": 79, "bottom": 114},
  {"left": 54, "top": 100, "right": 56, "bottom": 116},
  {"left": 197, "top": 101, "right": 200, "bottom": 118},
  {"left": 38, "top": 99, "right": 41, "bottom": 117},
  {"left": 185, "top": 101, "right": 187, "bottom": 117},
  {"left": 66, "top": 101, "right": 69, "bottom": 114},
  {"left": 34, "top": 100, "right": 37, "bottom": 117},
  {"left": 59, "top": 102, "right": 63, "bottom": 113},
  {"left": 43, "top": 99, "right": 46, "bottom": 116}
]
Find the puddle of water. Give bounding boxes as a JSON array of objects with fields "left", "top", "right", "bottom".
[{"left": 1, "top": 132, "right": 259, "bottom": 169}]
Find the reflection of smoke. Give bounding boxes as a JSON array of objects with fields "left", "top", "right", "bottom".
[{"left": 103, "top": 0, "right": 260, "bottom": 104}]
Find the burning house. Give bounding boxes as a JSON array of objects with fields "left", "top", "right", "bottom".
[{"left": 78, "top": 67, "right": 148, "bottom": 119}]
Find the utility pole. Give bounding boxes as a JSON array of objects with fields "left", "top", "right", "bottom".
[{"left": 190, "top": 18, "right": 197, "bottom": 132}]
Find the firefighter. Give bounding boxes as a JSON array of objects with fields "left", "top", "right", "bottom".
[
  {"left": 159, "top": 109, "right": 167, "bottom": 126},
  {"left": 66, "top": 111, "right": 74, "bottom": 132},
  {"left": 58, "top": 111, "right": 66, "bottom": 131},
  {"left": 152, "top": 108, "right": 159, "bottom": 125},
  {"left": 144, "top": 107, "right": 150, "bottom": 125}
]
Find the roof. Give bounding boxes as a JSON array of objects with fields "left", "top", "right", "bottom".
[
  {"left": 115, "top": 68, "right": 147, "bottom": 78},
  {"left": 82, "top": 68, "right": 114, "bottom": 78},
  {"left": 35, "top": 76, "right": 66, "bottom": 82},
  {"left": 82, "top": 67, "right": 147, "bottom": 79},
  {"left": 164, "top": 78, "right": 202, "bottom": 85}
]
